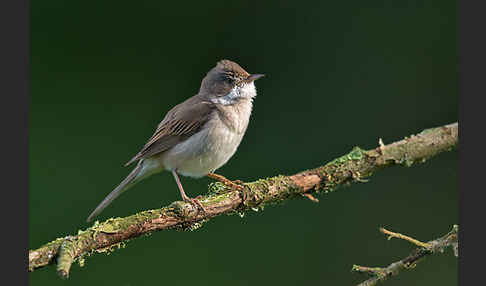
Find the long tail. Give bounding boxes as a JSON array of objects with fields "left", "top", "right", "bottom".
[{"left": 86, "top": 160, "right": 145, "bottom": 222}]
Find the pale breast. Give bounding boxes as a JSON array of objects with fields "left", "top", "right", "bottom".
[{"left": 159, "top": 100, "right": 252, "bottom": 178}]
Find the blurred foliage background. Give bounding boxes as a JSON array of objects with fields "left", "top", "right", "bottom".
[{"left": 30, "top": 1, "right": 458, "bottom": 285}]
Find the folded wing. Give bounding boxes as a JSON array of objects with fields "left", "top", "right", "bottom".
[{"left": 125, "top": 95, "right": 215, "bottom": 166}]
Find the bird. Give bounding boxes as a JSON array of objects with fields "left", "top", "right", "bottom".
[{"left": 86, "top": 59, "right": 264, "bottom": 222}]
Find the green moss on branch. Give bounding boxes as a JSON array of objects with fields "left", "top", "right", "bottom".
[{"left": 29, "top": 122, "right": 458, "bottom": 278}]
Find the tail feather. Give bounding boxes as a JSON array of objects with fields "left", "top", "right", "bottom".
[{"left": 86, "top": 161, "right": 144, "bottom": 222}]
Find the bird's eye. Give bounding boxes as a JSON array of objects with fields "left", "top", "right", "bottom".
[{"left": 223, "top": 76, "right": 234, "bottom": 84}]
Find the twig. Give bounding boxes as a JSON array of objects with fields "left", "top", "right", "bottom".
[
  {"left": 28, "top": 122, "right": 458, "bottom": 278},
  {"left": 380, "top": 227, "right": 432, "bottom": 249},
  {"left": 352, "top": 225, "right": 459, "bottom": 286},
  {"left": 301, "top": 193, "right": 319, "bottom": 202}
]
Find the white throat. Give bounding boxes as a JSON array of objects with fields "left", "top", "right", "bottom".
[{"left": 211, "top": 82, "right": 257, "bottom": 105}]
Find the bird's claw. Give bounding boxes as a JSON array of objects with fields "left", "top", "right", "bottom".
[
  {"left": 207, "top": 173, "right": 245, "bottom": 191},
  {"left": 184, "top": 197, "right": 207, "bottom": 214}
]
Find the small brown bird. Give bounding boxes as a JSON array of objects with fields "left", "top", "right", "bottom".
[{"left": 87, "top": 60, "right": 264, "bottom": 222}]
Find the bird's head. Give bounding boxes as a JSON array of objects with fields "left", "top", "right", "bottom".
[{"left": 200, "top": 59, "right": 264, "bottom": 105}]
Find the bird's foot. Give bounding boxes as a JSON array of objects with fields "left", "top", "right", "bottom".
[
  {"left": 207, "top": 173, "right": 245, "bottom": 191},
  {"left": 184, "top": 197, "right": 207, "bottom": 214}
]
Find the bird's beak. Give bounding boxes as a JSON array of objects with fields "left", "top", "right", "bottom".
[{"left": 246, "top": 74, "right": 265, "bottom": 82}]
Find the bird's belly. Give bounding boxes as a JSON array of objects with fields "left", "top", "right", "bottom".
[{"left": 159, "top": 121, "right": 244, "bottom": 178}]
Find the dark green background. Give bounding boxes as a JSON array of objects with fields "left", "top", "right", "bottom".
[{"left": 30, "top": 1, "right": 458, "bottom": 285}]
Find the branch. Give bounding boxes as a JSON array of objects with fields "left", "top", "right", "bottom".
[
  {"left": 352, "top": 225, "right": 459, "bottom": 286},
  {"left": 28, "top": 122, "right": 458, "bottom": 278}
]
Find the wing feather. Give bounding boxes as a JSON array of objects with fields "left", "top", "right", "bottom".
[{"left": 125, "top": 96, "right": 215, "bottom": 166}]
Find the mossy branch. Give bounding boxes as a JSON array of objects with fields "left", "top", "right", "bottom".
[
  {"left": 28, "top": 122, "right": 458, "bottom": 278},
  {"left": 352, "top": 225, "right": 459, "bottom": 286}
]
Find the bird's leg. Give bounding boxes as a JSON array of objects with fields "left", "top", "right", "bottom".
[
  {"left": 207, "top": 173, "right": 244, "bottom": 191},
  {"left": 172, "top": 170, "right": 206, "bottom": 213}
]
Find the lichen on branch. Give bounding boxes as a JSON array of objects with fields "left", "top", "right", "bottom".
[
  {"left": 352, "top": 225, "right": 459, "bottom": 286},
  {"left": 28, "top": 122, "right": 458, "bottom": 278}
]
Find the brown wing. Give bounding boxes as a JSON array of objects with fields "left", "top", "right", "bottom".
[{"left": 125, "top": 95, "right": 215, "bottom": 166}]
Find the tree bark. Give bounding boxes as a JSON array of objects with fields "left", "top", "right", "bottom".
[{"left": 28, "top": 122, "right": 458, "bottom": 279}]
